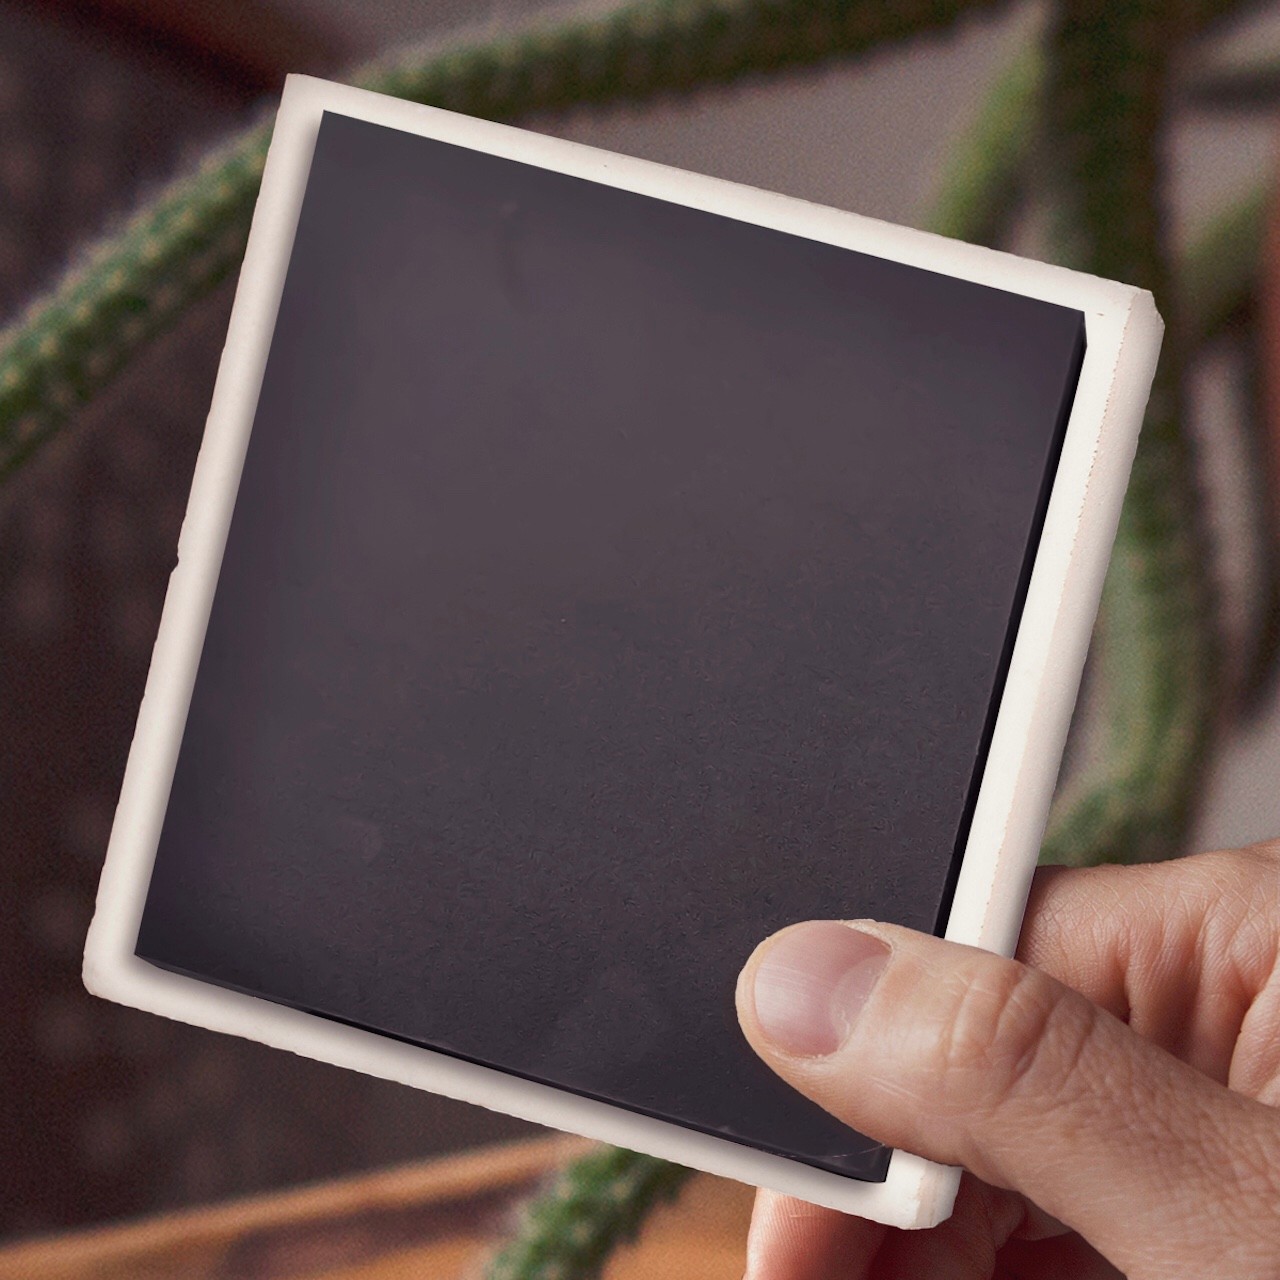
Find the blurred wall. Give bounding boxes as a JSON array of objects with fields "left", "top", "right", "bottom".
[{"left": 2, "top": 0, "right": 1279, "bottom": 1243}]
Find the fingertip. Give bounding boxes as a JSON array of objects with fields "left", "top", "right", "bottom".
[{"left": 736, "top": 920, "right": 896, "bottom": 1062}]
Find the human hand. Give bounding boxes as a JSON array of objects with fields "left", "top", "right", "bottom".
[{"left": 734, "top": 842, "right": 1280, "bottom": 1278}]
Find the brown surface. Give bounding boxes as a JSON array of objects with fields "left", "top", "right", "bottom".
[{"left": 0, "top": 1136, "right": 753, "bottom": 1280}]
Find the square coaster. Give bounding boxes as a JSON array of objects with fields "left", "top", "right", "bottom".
[{"left": 86, "top": 75, "right": 1161, "bottom": 1228}]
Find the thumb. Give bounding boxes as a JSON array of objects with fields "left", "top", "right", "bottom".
[{"left": 735, "top": 920, "right": 1280, "bottom": 1274}]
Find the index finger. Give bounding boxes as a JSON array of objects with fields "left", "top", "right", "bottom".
[
  {"left": 1016, "top": 846, "right": 1280, "bottom": 1084},
  {"left": 745, "top": 1188, "right": 886, "bottom": 1280}
]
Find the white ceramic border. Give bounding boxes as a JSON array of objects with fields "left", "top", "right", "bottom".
[{"left": 84, "top": 74, "right": 1162, "bottom": 1230}]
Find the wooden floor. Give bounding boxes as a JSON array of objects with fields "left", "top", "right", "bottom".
[{"left": 0, "top": 1135, "right": 754, "bottom": 1279}]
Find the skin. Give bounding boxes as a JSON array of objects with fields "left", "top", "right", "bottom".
[{"left": 734, "top": 840, "right": 1280, "bottom": 1279}]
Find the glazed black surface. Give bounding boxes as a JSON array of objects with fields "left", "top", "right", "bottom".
[{"left": 137, "top": 112, "right": 1085, "bottom": 1181}]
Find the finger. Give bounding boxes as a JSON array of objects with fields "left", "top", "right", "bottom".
[
  {"left": 1016, "top": 847, "right": 1280, "bottom": 1084},
  {"left": 869, "top": 1174, "right": 1073, "bottom": 1280},
  {"left": 868, "top": 1176, "right": 1035, "bottom": 1280},
  {"left": 744, "top": 1176, "right": 1065, "bottom": 1280},
  {"left": 736, "top": 919, "right": 1280, "bottom": 1276},
  {"left": 744, "top": 1188, "right": 885, "bottom": 1280}
]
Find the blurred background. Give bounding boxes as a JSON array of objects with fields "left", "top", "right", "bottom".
[{"left": 2, "top": 0, "right": 1279, "bottom": 1273}]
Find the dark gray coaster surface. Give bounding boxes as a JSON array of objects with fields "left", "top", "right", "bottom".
[{"left": 137, "top": 112, "right": 1085, "bottom": 1182}]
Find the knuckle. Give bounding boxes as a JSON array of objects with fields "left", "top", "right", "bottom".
[{"left": 929, "top": 961, "right": 1098, "bottom": 1117}]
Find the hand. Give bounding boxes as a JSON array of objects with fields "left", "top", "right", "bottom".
[{"left": 734, "top": 842, "right": 1280, "bottom": 1279}]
